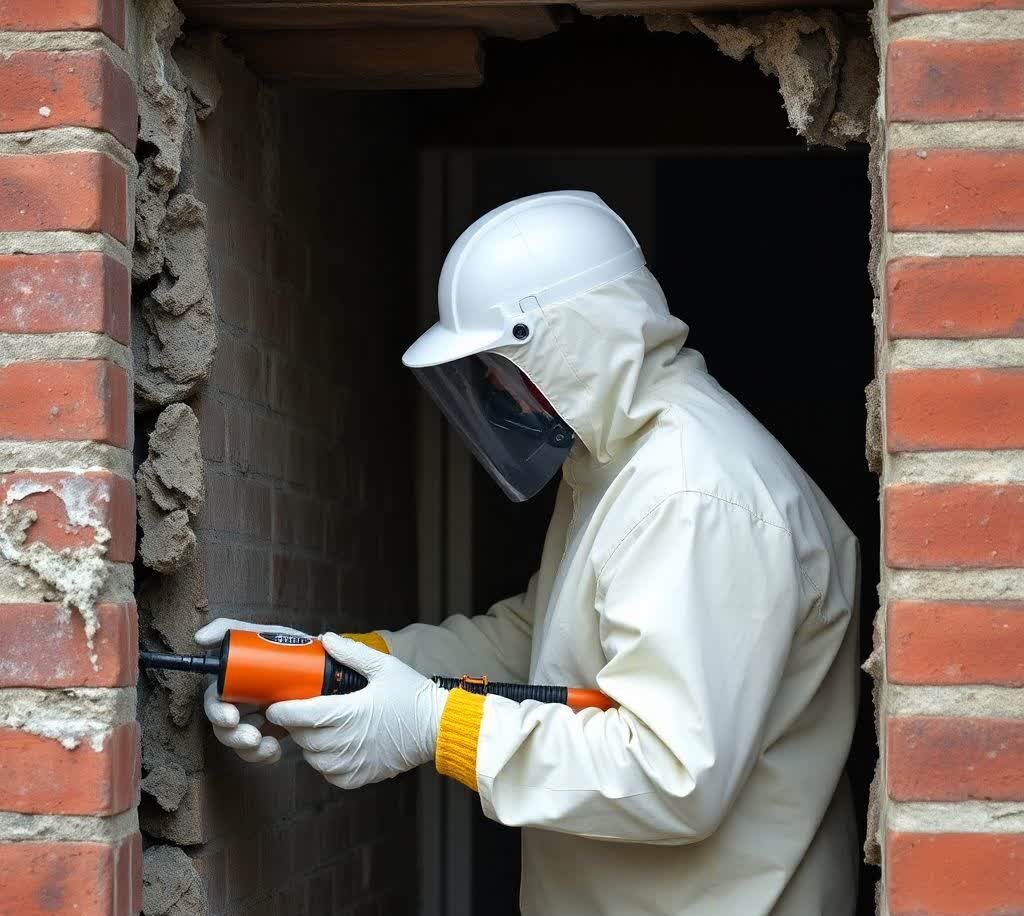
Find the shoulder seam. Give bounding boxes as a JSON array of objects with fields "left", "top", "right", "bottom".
[
  {"left": 597, "top": 489, "right": 822, "bottom": 598},
  {"left": 597, "top": 487, "right": 789, "bottom": 583}
]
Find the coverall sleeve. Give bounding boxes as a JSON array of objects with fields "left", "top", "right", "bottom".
[
  {"left": 377, "top": 572, "right": 538, "bottom": 683},
  {"left": 435, "top": 492, "right": 811, "bottom": 845}
]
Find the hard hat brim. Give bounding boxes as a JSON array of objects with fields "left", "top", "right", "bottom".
[{"left": 401, "top": 321, "right": 504, "bottom": 369}]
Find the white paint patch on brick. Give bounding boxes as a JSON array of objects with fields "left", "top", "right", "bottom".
[
  {"left": 0, "top": 686, "right": 134, "bottom": 750},
  {"left": 890, "top": 338, "right": 1024, "bottom": 369},
  {"left": 890, "top": 801, "right": 1024, "bottom": 833},
  {"left": 0, "top": 483, "right": 112, "bottom": 658},
  {"left": 888, "top": 684, "right": 1024, "bottom": 718},
  {"left": 0, "top": 559, "right": 131, "bottom": 606},
  {"left": 890, "top": 451, "right": 1024, "bottom": 484}
]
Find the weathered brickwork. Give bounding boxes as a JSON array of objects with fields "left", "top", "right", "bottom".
[
  {"left": 876, "top": 0, "right": 1024, "bottom": 910},
  {"left": 0, "top": 0, "right": 142, "bottom": 913}
]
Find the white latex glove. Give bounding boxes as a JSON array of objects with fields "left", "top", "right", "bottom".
[
  {"left": 265, "top": 633, "right": 448, "bottom": 789},
  {"left": 195, "top": 617, "right": 310, "bottom": 765}
]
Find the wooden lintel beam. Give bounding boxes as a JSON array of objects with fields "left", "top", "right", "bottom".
[
  {"left": 227, "top": 28, "right": 484, "bottom": 88},
  {"left": 181, "top": 2, "right": 556, "bottom": 39}
]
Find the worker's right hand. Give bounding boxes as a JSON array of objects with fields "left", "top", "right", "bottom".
[{"left": 195, "top": 617, "right": 310, "bottom": 765}]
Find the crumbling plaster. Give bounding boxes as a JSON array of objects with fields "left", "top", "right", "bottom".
[
  {"left": 646, "top": 9, "right": 876, "bottom": 147},
  {"left": 129, "top": 1, "right": 221, "bottom": 908}
]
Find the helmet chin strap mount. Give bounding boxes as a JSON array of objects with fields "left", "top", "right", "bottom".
[{"left": 483, "top": 387, "right": 575, "bottom": 450}]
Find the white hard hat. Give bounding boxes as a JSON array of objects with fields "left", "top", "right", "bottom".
[{"left": 402, "top": 191, "right": 645, "bottom": 369}]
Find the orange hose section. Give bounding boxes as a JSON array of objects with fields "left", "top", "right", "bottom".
[{"left": 566, "top": 688, "right": 618, "bottom": 712}]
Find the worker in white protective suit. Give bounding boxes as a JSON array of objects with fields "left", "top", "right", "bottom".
[{"left": 197, "top": 191, "right": 861, "bottom": 915}]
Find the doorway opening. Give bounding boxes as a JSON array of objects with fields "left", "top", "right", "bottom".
[{"left": 135, "top": 10, "right": 877, "bottom": 916}]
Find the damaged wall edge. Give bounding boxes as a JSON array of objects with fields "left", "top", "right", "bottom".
[
  {"left": 645, "top": 9, "right": 877, "bottom": 147},
  {"left": 129, "top": 0, "right": 221, "bottom": 912}
]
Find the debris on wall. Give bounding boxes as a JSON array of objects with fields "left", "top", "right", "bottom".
[
  {"left": 131, "top": 0, "right": 221, "bottom": 904},
  {"left": 0, "top": 482, "right": 110, "bottom": 658},
  {"left": 133, "top": 0, "right": 219, "bottom": 410},
  {"left": 864, "top": 378, "right": 882, "bottom": 473},
  {"left": 138, "top": 404, "right": 205, "bottom": 574},
  {"left": 143, "top": 845, "right": 210, "bottom": 916},
  {"left": 647, "top": 10, "right": 877, "bottom": 146}
]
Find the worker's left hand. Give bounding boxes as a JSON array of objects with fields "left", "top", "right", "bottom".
[{"left": 265, "top": 633, "right": 448, "bottom": 789}]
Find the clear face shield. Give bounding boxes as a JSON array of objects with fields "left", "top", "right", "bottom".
[{"left": 412, "top": 352, "right": 575, "bottom": 502}]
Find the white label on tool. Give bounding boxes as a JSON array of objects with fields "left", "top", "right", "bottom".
[{"left": 257, "top": 632, "right": 313, "bottom": 646}]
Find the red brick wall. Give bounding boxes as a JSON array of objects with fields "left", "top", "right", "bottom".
[
  {"left": 880, "top": 0, "right": 1024, "bottom": 910},
  {"left": 0, "top": 0, "right": 142, "bottom": 913},
  {"left": 180, "top": 46, "right": 419, "bottom": 916}
]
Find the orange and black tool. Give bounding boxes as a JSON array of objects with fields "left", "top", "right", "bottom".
[{"left": 139, "top": 629, "right": 617, "bottom": 712}]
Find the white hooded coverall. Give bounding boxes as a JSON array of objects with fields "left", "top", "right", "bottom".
[{"left": 382, "top": 267, "right": 861, "bottom": 915}]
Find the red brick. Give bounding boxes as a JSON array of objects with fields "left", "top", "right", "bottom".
[
  {"left": 0, "top": 152, "right": 127, "bottom": 242},
  {"left": 887, "top": 256, "right": 1024, "bottom": 339},
  {"left": 888, "top": 41, "right": 1024, "bottom": 122},
  {"left": 891, "top": 0, "right": 1024, "bottom": 15},
  {"left": 887, "top": 369, "right": 1024, "bottom": 451},
  {"left": 0, "top": 360, "right": 129, "bottom": 446},
  {"left": 889, "top": 600, "right": 1024, "bottom": 685},
  {"left": 0, "top": 834, "right": 140, "bottom": 916},
  {"left": 888, "top": 149, "right": 1024, "bottom": 232},
  {"left": 886, "top": 484, "right": 1024, "bottom": 568},
  {"left": 0, "top": 51, "right": 136, "bottom": 148},
  {"left": 0, "top": 721, "right": 138, "bottom": 815},
  {"left": 0, "top": 0, "right": 126, "bottom": 47},
  {"left": 0, "top": 471, "right": 134, "bottom": 562},
  {"left": 0, "top": 252, "right": 129, "bottom": 343},
  {"left": 0, "top": 602, "right": 137, "bottom": 687},
  {"left": 889, "top": 717, "right": 1024, "bottom": 801},
  {"left": 888, "top": 832, "right": 1024, "bottom": 914}
]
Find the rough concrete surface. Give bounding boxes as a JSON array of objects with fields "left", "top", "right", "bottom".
[
  {"left": 132, "top": 0, "right": 219, "bottom": 409},
  {"left": 143, "top": 845, "right": 210, "bottom": 916},
  {"left": 138, "top": 555, "right": 210, "bottom": 843},
  {"left": 864, "top": 378, "right": 881, "bottom": 474},
  {"left": 138, "top": 404, "right": 205, "bottom": 574},
  {"left": 647, "top": 10, "right": 877, "bottom": 146}
]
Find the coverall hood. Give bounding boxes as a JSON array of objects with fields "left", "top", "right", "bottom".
[{"left": 495, "top": 266, "right": 691, "bottom": 466}]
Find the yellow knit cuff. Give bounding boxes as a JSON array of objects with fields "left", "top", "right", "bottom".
[
  {"left": 340, "top": 632, "right": 390, "bottom": 654},
  {"left": 436, "top": 688, "right": 485, "bottom": 792}
]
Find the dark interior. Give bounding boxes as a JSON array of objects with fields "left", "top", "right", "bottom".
[{"left": 408, "top": 15, "right": 877, "bottom": 915}]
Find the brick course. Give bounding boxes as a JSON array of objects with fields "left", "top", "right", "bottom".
[
  {"left": 0, "top": 0, "right": 138, "bottom": 912},
  {"left": 886, "top": 256, "right": 1024, "bottom": 339},
  {"left": 0, "top": 252, "right": 131, "bottom": 342},
  {"left": 879, "top": 0, "right": 1024, "bottom": 909}
]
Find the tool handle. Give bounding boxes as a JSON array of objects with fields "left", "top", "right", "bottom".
[{"left": 428, "top": 675, "right": 616, "bottom": 710}]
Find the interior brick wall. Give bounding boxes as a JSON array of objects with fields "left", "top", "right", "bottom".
[
  {"left": 0, "top": 1, "right": 143, "bottom": 914},
  {"left": 877, "top": 0, "right": 1024, "bottom": 911},
  {"left": 178, "top": 43, "right": 420, "bottom": 916}
]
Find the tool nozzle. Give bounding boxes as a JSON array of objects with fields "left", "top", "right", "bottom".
[{"left": 139, "top": 651, "right": 221, "bottom": 676}]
